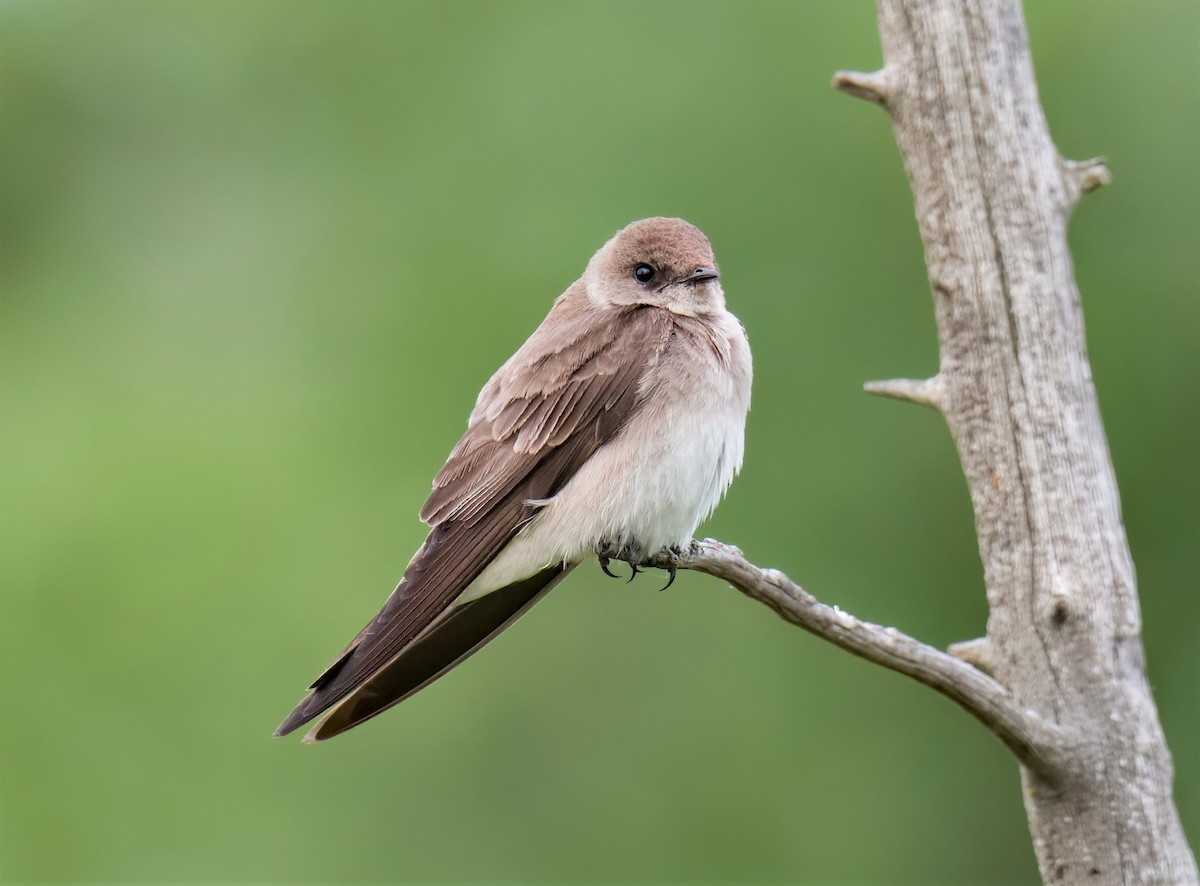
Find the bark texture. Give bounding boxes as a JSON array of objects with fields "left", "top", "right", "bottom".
[{"left": 832, "top": 2, "right": 1196, "bottom": 882}]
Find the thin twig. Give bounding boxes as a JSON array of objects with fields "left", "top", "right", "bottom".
[{"left": 650, "top": 539, "right": 1066, "bottom": 777}]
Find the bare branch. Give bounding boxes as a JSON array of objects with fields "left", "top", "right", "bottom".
[{"left": 651, "top": 540, "right": 1066, "bottom": 776}]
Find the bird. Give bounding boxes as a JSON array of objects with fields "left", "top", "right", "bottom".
[{"left": 275, "top": 217, "right": 752, "bottom": 742}]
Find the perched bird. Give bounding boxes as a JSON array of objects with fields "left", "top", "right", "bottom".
[{"left": 275, "top": 217, "right": 752, "bottom": 741}]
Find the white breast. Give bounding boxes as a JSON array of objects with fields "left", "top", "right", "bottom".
[{"left": 464, "top": 309, "right": 751, "bottom": 599}]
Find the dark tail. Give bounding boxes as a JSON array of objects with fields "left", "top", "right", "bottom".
[{"left": 276, "top": 562, "right": 572, "bottom": 741}]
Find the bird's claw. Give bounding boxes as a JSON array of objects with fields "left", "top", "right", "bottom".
[
  {"left": 660, "top": 565, "right": 677, "bottom": 592},
  {"left": 595, "top": 540, "right": 621, "bottom": 579}
]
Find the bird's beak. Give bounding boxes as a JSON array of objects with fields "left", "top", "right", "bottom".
[{"left": 684, "top": 267, "right": 719, "bottom": 284}]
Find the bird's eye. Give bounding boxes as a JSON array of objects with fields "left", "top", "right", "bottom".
[{"left": 633, "top": 264, "right": 655, "bottom": 284}]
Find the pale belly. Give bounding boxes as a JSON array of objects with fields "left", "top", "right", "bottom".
[{"left": 461, "top": 344, "right": 748, "bottom": 601}]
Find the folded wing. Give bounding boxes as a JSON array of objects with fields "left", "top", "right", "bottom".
[{"left": 275, "top": 294, "right": 672, "bottom": 739}]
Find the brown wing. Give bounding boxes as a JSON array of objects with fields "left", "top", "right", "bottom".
[
  {"left": 275, "top": 293, "right": 672, "bottom": 738},
  {"left": 420, "top": 287, "right": 667, "bottom": 525}
]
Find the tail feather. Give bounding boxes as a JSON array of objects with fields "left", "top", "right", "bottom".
[{"left": 276, "top": 563, "right": 572, "bottom": 741}]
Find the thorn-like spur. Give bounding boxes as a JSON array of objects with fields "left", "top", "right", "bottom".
[{"left": 832, "top": 69, "right": 890, "bottom": 107}]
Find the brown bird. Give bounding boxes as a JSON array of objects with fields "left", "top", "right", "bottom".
[{"left": 275, "top": 217, "right": 752, "bottom": 741}]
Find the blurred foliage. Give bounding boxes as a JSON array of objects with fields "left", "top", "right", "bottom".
[{"left": 1, "top": 1, "right": 1196, "bottom": 883}]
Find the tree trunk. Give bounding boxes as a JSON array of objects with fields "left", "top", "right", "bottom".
[{"left": 834, "top": 1, "right": 1195, "bottom": 881}]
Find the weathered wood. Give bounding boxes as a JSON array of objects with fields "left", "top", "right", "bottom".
[{"left": 845, "top": 2, "right": 1194, "bottom": 881}]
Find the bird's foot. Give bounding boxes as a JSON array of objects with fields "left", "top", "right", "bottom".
[
  {"left": 594, "top": 539, "right": 644, "bottom": 582},
  {"left": 595, "top": 541, "right": 686, "bottom": 590}
]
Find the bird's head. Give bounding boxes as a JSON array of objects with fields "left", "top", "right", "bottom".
[{"left": 584, "top": 217, "right": 724, "bottom": 316}]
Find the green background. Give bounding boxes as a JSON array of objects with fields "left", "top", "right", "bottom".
[{"left": 2, "top": 2, "right": 1196, "bottom": 883}]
